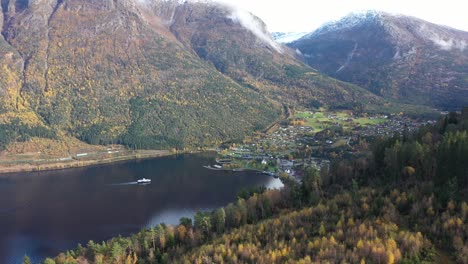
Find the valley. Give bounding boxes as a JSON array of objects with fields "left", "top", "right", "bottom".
[
  {"left": 0, "top": 0, "right": 390, "bottom": 154},
  {"left": 0, "top": 1, "right": 467, "bottom": 264},
  {"left": 0, "top": 107, "right": 433, "bottom": 176},
  {"left": 213, "top": 108, "right": 436, "bottom": 182},
  {"left": 1, "top": 1, "right": 443, "bottom": 157}
]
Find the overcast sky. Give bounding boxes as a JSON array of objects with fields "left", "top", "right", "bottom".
[{"left": 217, "top": 0, "right": 468, "bottom": 33}]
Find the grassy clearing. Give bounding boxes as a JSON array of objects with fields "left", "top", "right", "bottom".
[
  {"left": 354, "top": 117, "right": 387, "bottom": 126},
  {"left": 292, "top": 109, "right": 388, "bottom": 132}
]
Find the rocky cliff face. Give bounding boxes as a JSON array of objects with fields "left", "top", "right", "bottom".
[
  {"left": 290, "top": 11, "right": 468, "bottom": 109},
  {"left": 0, "top": 1, "right": 382, "bottom": 149}
]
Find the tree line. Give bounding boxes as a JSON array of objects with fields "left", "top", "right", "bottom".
[
  {"left": 0, "top": 119, "right": 57, "bottom": 150},
  {"left": 33, "top": 110, "right": 468, "bottom": 263}
]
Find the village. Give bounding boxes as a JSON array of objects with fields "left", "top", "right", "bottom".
[{"left": 210, "top": 109, "right": 436, "bottom": 181}]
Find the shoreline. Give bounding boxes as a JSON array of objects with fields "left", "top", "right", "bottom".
[
  {"left": 0, "top": 107, "right": 286, "bottom": 176},
  {"left": 0, "top": 150, "right": 179, "bottom": 175}
]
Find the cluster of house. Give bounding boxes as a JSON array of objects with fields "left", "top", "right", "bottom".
[
  {"left": 257, "top": 126, "right": 315, "bottom": 153},
  {"left": 221, "top": 113, "right": 435, "bottom": 181},
  {"left": 356, "top": 117, "right": 436, "bottom": 137}
]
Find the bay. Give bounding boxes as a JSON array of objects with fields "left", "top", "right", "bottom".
[{"left": 0, "top": 152, "right": 282, "bottom": 263}]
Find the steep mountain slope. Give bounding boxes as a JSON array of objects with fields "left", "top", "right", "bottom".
[
  {"left": 165, "top": 2, "right": 383, "bottom": 108},
  {"left": 290, "top": 11, "right": 468, "bottom": 110},
  {"left": 1, "top": 0, "right": 281, "bottom": 149},
  {"left": 0, "top": 1, "right": 384, "bottom": 150}
]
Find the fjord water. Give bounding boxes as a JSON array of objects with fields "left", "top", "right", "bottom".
[{"left": 0, "top": 152, "right": 282, "bottom": 264}]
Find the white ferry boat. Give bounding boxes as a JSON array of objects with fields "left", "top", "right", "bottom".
[{"left": 137, "top": 178, "right": 151, "bottom": 184}]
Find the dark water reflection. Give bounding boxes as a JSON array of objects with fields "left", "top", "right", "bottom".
[{"left": 0, "top": 152, "right": 282, "bottom": 264}]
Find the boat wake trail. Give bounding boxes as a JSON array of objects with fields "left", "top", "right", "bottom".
[{"left": 109, "top": 182, "right": 138, "bottom": 186}]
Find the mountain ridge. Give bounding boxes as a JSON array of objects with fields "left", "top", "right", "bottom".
[
  {"left": 290, "top": 10, "right": 468, "bottom": 110},
  {"left": 0, "top": 0, "right": 388, "bottom": 151}
]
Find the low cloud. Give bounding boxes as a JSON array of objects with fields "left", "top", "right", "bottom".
[
  {"left": 218, "top": 1, "right": 282, "bottom": 53},
  {"left": 227, "top": 9, "right": 283, "bottom": 53},
  {"left": 430, "top": 36, "right": 466, "bottom": 51},
  {"left": 418, "top": 24, "right": 466, "bottom": 51},
  {"left": 134, "top": 0, "right": 282, "bottom": 52}
]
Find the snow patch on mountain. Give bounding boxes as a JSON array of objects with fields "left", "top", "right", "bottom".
[
  {"left": 272, "top": 32, "right": 308, "bottom": 43},
  {"left": 305, "top": 10, "right": 383, "bottom": 38},
  {"left": 337, "top": 42, "right": 358, "bottom": 73}
]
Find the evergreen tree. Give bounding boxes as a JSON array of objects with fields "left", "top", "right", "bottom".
[{"left": 22, "top": 255, "right": 32, "bottom": 264}]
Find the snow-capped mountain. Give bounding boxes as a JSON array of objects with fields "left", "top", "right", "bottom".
[
  {"left": 306, "top": 10, "right": 384, "bottom": 38},
  {"left": 290, "top": 11, "right": 468, "bottom": 110},
  {"left": 272, "top": 32, "right": 308, "bottom": 43}
]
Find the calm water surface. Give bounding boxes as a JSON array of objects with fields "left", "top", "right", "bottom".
[{"left": 0, "top": 152, "right": 282, "bottom": 264}]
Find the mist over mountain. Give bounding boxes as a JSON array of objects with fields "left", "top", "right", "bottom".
[{"left": 290, "top": 11, "right": 468, "bottom": 110}]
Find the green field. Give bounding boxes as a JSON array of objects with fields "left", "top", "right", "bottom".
[{"left": 293, "top": 110, "right": 387, "bottom": 132}]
